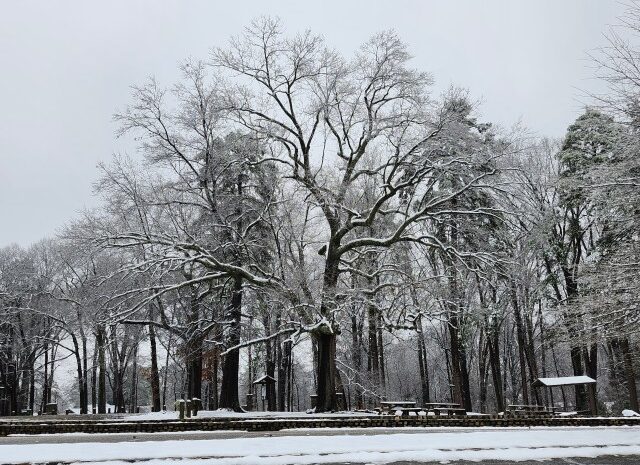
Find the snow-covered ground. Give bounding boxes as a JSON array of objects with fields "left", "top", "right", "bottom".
[
  {"left": 124, "top": 409, "right": 374, "bottom": 421},
  {"left": 2, "top": 427, "right": 640, "bottom": 464}
]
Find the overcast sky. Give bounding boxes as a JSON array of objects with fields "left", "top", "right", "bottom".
[{"left": 0, "top": 0, "right": 626, "bottom": 247}]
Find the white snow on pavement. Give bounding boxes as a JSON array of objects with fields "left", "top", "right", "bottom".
[{"left": 1, "top": 427, "right": 640, "bottom": 464}]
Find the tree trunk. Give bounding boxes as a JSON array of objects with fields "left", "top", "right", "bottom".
[
  {"left": 186, "top": 340, "right": 203, "bottom": 400},
  {"left": 417, "top": 322, "right": 430, "bottom": 405},
  {"left": 570, "top": 346, "right": 587, "bottom": 411},
  {"left": 621, "top": 338, "right": 639, "bottom": 412},
  {"left": 478, "top": 329, "right": 489, "bottom": 413},
  {"left": 81, "top": 335, "right": 89, "bottom": 414},
  {"left": 211, "top": 346, "right": 219, "bottom": 410},
  {"left": 367, "top": 304, "right": 380, "bottom": 396},
  {"left": 91, "top": 343, "right": 97, "bottom": 413},
  {"left": 219, "top": 276, "right": 243, "bottom": 411},
  {"left": 278, "top": 339, "right": 291, "bottom": 411},
  {"left": 377, "top": 314, "right": 387, "bottom": 397},
  {"left": 315, "top": 331, "right": 337, "bottom": 412},
  {"left": 28, "top": 361, "right": 35, "bottom": 413},
  {"left": 351, "top": 314, "right": 363, "bottom": 409},
  {"left": 448, "top": 319, "right": 465, "bottom": 408},
  {"left": 41, "top": 341, "right": 49, "bottom": 414},
  {"left": 96, "top": 328, "right": 106, "bottom": 414},
  {"left": 584, "top": 343, "right": 598, "bottom": 414},
  {"left": 148, "top": 324, "right": 161, "bottom": 412},
  {"left": 510, "top": 283, "right": 530, "bottom": 405},
  {"left": 487, "top": 327, "right": 504, "bottom": 411},
  {"left": 315, "top": 248, "right": 340, "bottom": 412},
  {"left": 71, "top": 334, "right": 87, "bottom": 414},
  {"left": 130, "top": 342, "right": 138, "bottom": 413},
  {"left": 265, "top": 335, "right": 277, "bottom": 411}
]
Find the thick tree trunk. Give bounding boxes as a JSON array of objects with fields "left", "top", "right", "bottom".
[
  {"left": 570, "top": 346, "right": 587, "bottom": 411},
  {"left": 96, "top": 328, "right": 106, "bottom": 414},
  {"left": 265, "top": 335, "right": 277, "bottom": 411},
  {"left": 41, "top": 341, "right": 49, "bottom": 414},
  {"left": 149, "top": 324, "right": 161, "bottom": 412},
  {"left": 523, "top": 305, "right": 540, "bottom": 404},
  {"left": 448, "top": 319, "right": 465, "bottom": 408},
  {"left": 584, "top": 343, "right": 598, "bottom": 414},
  {"left": 459, "top": 340, "right": 472, "bottom": 411},
  {"left": 71, "top": 334, "right": 87, "bottom": 414},
  {"left": 367, "top": 304, "right": 380, "bottom": 394},
  {"left": 351, "top": 314, "right": 364, "bottom": 409},
  {"left": 28, "top": 361, "right": 35, "bottom": 413},
  {"left": 130, "top": 343, "right": 138, "bottom": 413},
  {"left": 315, "top": 249, "right": 340, "bottom": 413},
  {"left": 110, "top": 329, "right": 126, "bottom": 414},
  {"left": 487, "top": 328, "right": 504, "bottom": 411},
  {"left": 81, "top": 335, "right": 89, "bottom": 414},
  {"left": 278, "top": 339, "right": 291, "bottom": 411},
  {"left": 538, "top": 301, "right": 551, "bottom": 407},
  {"left": 621, "top": 338, "right": 639, "bottom": 412},
  {"left": 211, "top": 346, "right": 219, "bottom": 410},
  {"left": 377, "top": 315, "right": 387, "bottom": 397},
  {"left": 417, "top": 324, "right": 430, "bottom": 405},
  {"left": 551, "top": 343, "right": 568, "bottom": 410},
  {"left": 91, "top": 344, "right": 97, "bottom": 413},
  {"left": 315, "top": 331, "right": 337, "bottom": 412},
  {"left": 162, "top": 333, "right": 172, "bottom": 411},
  {"left": 478, "top": 330, "right": 489, "bottom": 413},
  {"left": 219, "top": 276, "right": 243, "bottom": 411},
  {"left": 510, "top": 283, "right": 530, "bottom": 405},
  {"left": 186, "top": 341, "right": 203, "bottom": 400}
]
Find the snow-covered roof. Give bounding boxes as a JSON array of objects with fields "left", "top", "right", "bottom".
[
  {"left": 253, "top": 374, "right": 276, "bottom": 384},
  {"left": 533, "top": 376, "right": 596, "bottom": 387}
]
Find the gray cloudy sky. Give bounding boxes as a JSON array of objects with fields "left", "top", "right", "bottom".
[{"left": 0, "top": 0, "right": 625, "bottom": 247}]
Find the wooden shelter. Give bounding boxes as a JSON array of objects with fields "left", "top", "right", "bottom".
[
  {"left": 253, "top": 374, "right": 276, "bottom": 411},
  {"left": 532, "top": 376, "right": 597, "bottom": 414}
]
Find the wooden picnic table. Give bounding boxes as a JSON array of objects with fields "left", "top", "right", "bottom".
[
  {"left": 506, "top": 404, "right": 554, "bottom": 416},
  {"left": 423, "top": 402, "right": 466, "bottom": 416},
  {"left": 378, "top": 401, "right": 418, "bottom": 416}
]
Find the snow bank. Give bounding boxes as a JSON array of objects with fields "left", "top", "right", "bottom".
[{"left": 2, "top": 427, "right": 640, "bottom": 464}]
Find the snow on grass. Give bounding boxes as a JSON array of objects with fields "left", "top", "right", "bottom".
[{"left": 1, "top": 427, "right": 640, "bottom": 464}]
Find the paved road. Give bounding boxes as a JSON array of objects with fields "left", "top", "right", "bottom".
[
  {"left": 12, "top": 457, "right": 640, "bottom": 464},
  {"left": 330, "top": 460, "right": 640, "bottom": 464}
]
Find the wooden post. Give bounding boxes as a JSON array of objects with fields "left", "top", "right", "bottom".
[
  {"left": 174, "top": 399, "right": 185, "bottom": 420},
  {"left": 192, "top": 398, "right": 200, "bottom": 416}
]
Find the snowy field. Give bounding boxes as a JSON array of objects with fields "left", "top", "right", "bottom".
[{"left": 2, "top": 426, "right": 640, "bottom": 464}]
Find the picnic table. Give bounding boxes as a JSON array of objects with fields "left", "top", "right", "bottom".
[
  {"left": 506, "top": 404, "right": 554, "bottom": 416},
  {"left": 424, "top": 402, "right": 466, "bottom": 416},
  {"left": 378, "top": 401, "right": 419, "bottom": 416}
]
